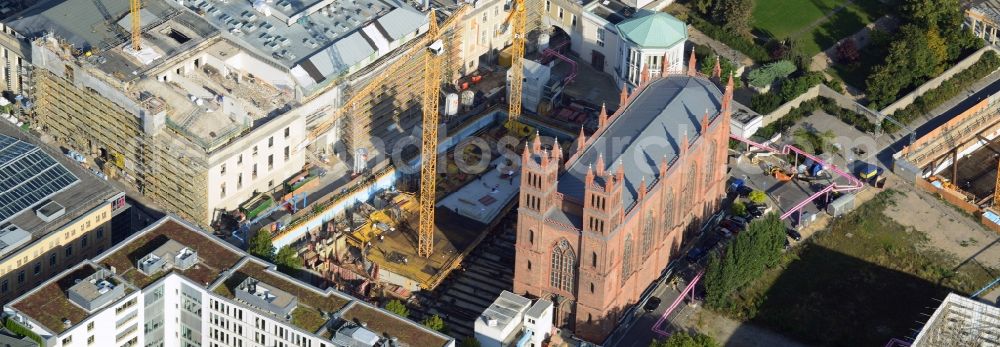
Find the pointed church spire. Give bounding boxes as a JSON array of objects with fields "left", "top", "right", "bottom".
[
  {"left": 596, "top": 153, "right": 605, "bottom": 177},
  {"left": 619, "top": 84, "right": 629, "bottom": 107},
  {"left": 598, "top": 103, "right": 608, "bottom": 129},
  {"left": 532, "top": 130, "right": 542, "bottom": 153},
  {"left": 576, "top": 126, "right": 587, "bottom": 153},
  {"left": 661, "top": 52, "right": 671, "bottom": 77},
  {"left": 640, "top": 64, "right": 651, "bottom": 85},
  {"left": 712, "top": 56, "right": 722, "bottom": 79},
  {"left": 687, "top": 48, "right": 697, "bottom": 77},
  {"left": 702, "top": 109, "right": 710, "bottom": 134},
  {"left": 638, "top": 176, "right": 647, "bottom": 200}
]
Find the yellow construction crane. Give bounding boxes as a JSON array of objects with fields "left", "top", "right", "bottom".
[
  {"left": 994, "top": 159, "right": 1000, "bottom": 206},
  {"left": 417, "top": 11, "right": 443, "bottom": 257},
  {"left": 505, "top": 0, "right": 527, "bottom": 122},
  {"left": 303, "top": 7, "right": 467, "bottom": 257},
  {"left": 307, "top": 7, "right": 468, "bottom": 144},
  {"left": 131, "top": 0, "right": 141, "bottom": 51}
]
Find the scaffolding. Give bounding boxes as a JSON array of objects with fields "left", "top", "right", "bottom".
[{"left": 911, "top": 293, "right": 1000, "bottom": 346}]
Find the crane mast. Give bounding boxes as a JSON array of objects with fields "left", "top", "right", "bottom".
[
  {"left": 418, "top": 11, "right": 442, "bottom": 257},
  {"left": 131, "top": 0, "right": 141, "bottom": 51},
  {"left": 507, "top": 0, "right": 526, "bottom": 122}
]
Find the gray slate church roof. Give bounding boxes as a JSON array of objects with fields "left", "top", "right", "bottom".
[{"left": 557, "top": 76, "right": 723, "bottom": 211}]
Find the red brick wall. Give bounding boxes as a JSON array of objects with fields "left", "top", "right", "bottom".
[{"left": 512, "top": 98, "right": 730, "bottom": 342}]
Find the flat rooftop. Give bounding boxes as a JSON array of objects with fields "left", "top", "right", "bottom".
[
  {"left": 0, "top": 121, "right": 118, "bottom": 256},
  {"left": 8, "top": 216, "right": 453, "bottom": 346}
]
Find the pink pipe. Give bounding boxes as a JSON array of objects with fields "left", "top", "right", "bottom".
[
  {"left": 543, "top": 48, "right": 576, "bottom": 84},
  {"left": 651, "top": 270, "right": 705, "bottom": 336},
  {"left": 730, "top": 134, "right": 864, "bottom": 220}
]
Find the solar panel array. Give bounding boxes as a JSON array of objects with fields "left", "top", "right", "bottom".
[{"left": 0, "top": 134, "right": 79, "bottom": 224}]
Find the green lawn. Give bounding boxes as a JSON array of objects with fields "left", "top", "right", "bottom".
[
  {"left": 715, "top": 191, "right": 996, "bottom": 346},
  {"left": 752, "top": 0, "right": 886, "bottom": 57}
]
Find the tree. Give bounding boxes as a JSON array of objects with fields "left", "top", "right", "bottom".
[
  {"left": 385, "top": 299, "right": 409, "bottom": 317},
  {"left": 903, "top": 0, "right": 959, "bottom": 26},
  {"left": 748, "top": 61, "right": 796, "bottom": 88},
  {"left": 694, "top": 0, "right": 715, "bottom": 15},
  {"left": 704, "top": 213, "right": 786, "bottom": 308},
  {"left": 835, "top": 38, "right": 860, "bottom": 64},
  {"left": 248, "top": 230, "right": 275, "bottom": 261},
  {"left": 748, "top": 190, "right": 767, "bottom": 204},
  {"left": 650, "top": 331, "right": 718, "bottom": 347},
  {"left": 422, "top": 314, "right": 447, "bottom": 333},
  {"left": 460, "top": 337, "right": 482, "bottom": 347},
  {"left": 274, "top": 245, "right": 303, "bottom": 274},
  {"left": 713, "top": 0, "right": 755, "bottom": 37},
  {"left": 730, "top": 201, "right": 747, "bottom": 216},
  {"left": 925, "top": 26, "right": 948, "bottom": 76}
]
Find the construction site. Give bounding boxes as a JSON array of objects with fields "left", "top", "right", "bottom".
[{"left": 894, "top": 91, "right": 1000, "bottom": 231}]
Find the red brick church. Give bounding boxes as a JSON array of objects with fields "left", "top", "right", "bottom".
[{"left": 513, "top": 53, "right": 733, "bottom": 343}]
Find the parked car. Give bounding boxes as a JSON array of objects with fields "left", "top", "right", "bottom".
[
  {"left": 786, "top": 228, "right": 802, "bottom": 241},
  {"left": 747, "top": 209, "right": 764, "bottom": 219},
  {"left": 643, "top": 297, "right": 662, "bottom": 311},
  {"left": 720, "top": 220, "right": 743, "bottom": 231},
  {"left": 686, "top": 247, "right": 707, "bottom": 262},
  {"left": 730, "top": 216, "right": 748, "bottom": 225},
  {"left": 736, "top": 185, "right": 753, "bottom": 197},
  {"left": 719, "top": 227, "right": 733, "bottom": 238}
]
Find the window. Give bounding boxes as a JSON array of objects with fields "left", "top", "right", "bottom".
[
  {"left": 237, "top": 154, "right": 243, "bottom": 165},
  {"left": 237, "top": 173, "right": 243, "bottom": 189},
  {"left": 590, "top": 282, "right": 595, "bottom": 293},
  {"left": 17, "top": 270, "right": 23, "bottom": 284},
  {"left": 33, "top": 262, "right": 40, "bottom": 275},
  {"left": 62, "top": 336, "right": 72, "bottom": 345},
  {"left": 704, "top": 140, "right": 717, "bottom": 190},
  {"left": 65, "top": 245, "right": 73, "bottom": 258},
  {"left": 252, "top": 146, "right": 258, "bottom": 156},
  {"left": 549, "top": 239, "right": 576, "bottom": 292},
  {"left": 283, "top": 146, "right": 290, "bottom": 161},
  {"left": 627, "top": 49, "right": 641, "bottom": 84},
  {"left": 684, "top": 164, "right": 698, "bottom": 207},
  {"left": 571, "top": 14, "right": 577, "bottom": 26},
  {"left": 284, "top": 127, "right": 290, "bottom": 138},
  {"left": 527, "top": 261, "right": 531, "bottom": 270},
  {"left": 97, "top": 228, "right": 104, "bottom": 239},
  {"left": 482, "top": 13, "right": 487, "bottom": 22},
  {"left": 558, "top": 7, "right": 563, "bottom": 19},
  {"left": 88, "top": 322, "right": 94, "bottom": 330},
  {"left": 529, "top": 229, "right": 534, "bottom": 244},
  {"left": 88, "top": 335, "right": 95, "bottom": 344},
  {"left": 252, "top": 164, "right": 258, "bottom": 179},
  {"left": 591, "top": 251, "right": 597, "bottom": 267},
  {"left": 642, "top": 214, "right": 653, "bottom": 255},
  {"left": 663, "top": 188, "right": 675, "bottom": 231},
  {"left": 545, "top": 0, "right": 550, "bottom": 12},
  {"left": 622, "top": 234, "right": 633, "bottom": 284},
  {"left": 220, "top": 164, "right": 226, "bottom": 175},
  {"left": 49, "top": 252, "right": 57, "bottom": 266},
  {"left": 220, "top": 183, "right": 226, "bottom": 198},
  {"left": 82, "top": 235, "right": 88, "bottom": 247},
  {"left": 267, "top": 154, "right": 274, "bottom": 170},
  {"left": 268, "top": 136, "right": 274, "bottom": 148},
  {"left": 1, "top": 280, "right": 7, "bottom": 292},
  {"left": 480, "top": 30, "right": 487, "bottom": 45}
]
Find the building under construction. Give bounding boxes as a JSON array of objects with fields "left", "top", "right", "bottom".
[
  {"left": 894, "top": 91, "right": 1000, "bottom": 226},
  {"left": 911, "top": 293, "right": 1000, "bottom": 346},
  {"left": 7, "top": 0, "right": 470, "bottom": 225}
]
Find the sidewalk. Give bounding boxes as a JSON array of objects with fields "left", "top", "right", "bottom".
[{"left": 687, "top": 26, "right": 755, "bottom": 67}]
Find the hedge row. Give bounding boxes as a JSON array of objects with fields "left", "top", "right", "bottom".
[
  {"left": 5, "top": 318, "right": 43, "bottom": 346},
  {"left": 687, "top": 15, "right": 771, "bottom": 63},
  {"left": 884, "top": 50, "right": 1000, "bottom": 132},
  {"left": 750, "top": 72, "right": 825, "bottom": 114}
]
